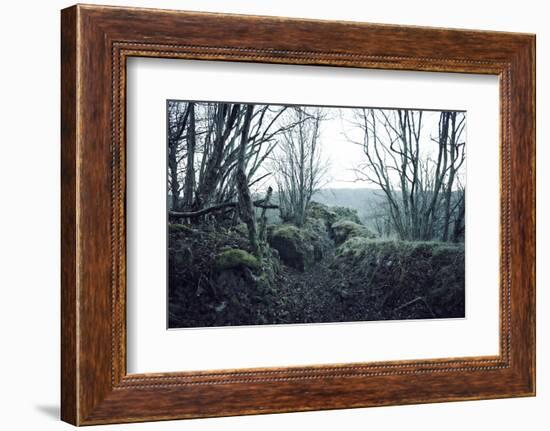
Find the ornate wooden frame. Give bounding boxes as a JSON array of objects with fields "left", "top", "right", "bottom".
[{"left": 61, "top": 4, "right": 536, "bottom": 425}]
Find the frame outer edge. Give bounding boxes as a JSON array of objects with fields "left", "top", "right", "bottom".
[
  {"left": 61, "top": 5, "right": 79, "bottom": 426},
  {"left": 508, "top": 35, "right": 536, "bottom": 396},
  {"left": 61, "top": 4, "right": 536, "bottom": 425},
  {"left": 531, "top": 34, "right": 536, "bottom": 396},
  {"left": 526, "top": 35, "right": 536, "bottom": 396},
  {"left": 524, "top": 34, "right": 536, "bottom": 395}
]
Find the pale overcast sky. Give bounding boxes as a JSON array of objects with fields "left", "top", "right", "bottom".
[{"left": 254, "top": 107, "right": 463, "bottom": 192}]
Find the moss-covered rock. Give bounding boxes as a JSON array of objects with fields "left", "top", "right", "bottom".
[
  {"left": 307, "top": 201, "right": 368, "bottom": 246},
  {"left": 331, "top": 220, "right": 375, "bottom": 245},
  {"left": 267, "top": 224, "right": 314, "bottom": 271},
  {"left": 307, "top": 201, "right": 338, "bottom": 225},
  {"left": 265, "top": 208, "right": 335, "bottom": 270},
  {"left": 169, "top": 223, "right": 284, "bottom": 328},
  {"left": 307, "top": 201, "right": 362, "bottom": 226},
  {"left": 331, "top": 206, "right": 362, "bottom": 225},
  {"left": 230, "top": 223, "right": 249, "bottom": 237},
  {"left": 303, "top": 217, "right": 333, "bottom": 260},
  {"left": 215, "top": 249, "right": 261, "bottom": 271},
  {"left": 335, "top": 236, "right": 373, "bottom": 258}
]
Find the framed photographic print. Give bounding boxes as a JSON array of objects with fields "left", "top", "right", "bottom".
[{"left": 61, "top": 4, "right": 536, "bottom": 425}]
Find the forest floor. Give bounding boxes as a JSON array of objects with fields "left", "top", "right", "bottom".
[
  {"left": 274, "top": 253, "right": 436, "bottom": 325},
  {"left": 168, "top": 202, "right": 465, "bottom": 328},
  {"left": 274, "top": 252, "right": 349, "bottom": 324}
]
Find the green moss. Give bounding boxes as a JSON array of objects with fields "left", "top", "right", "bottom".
[
  {"left": 331, "top": 220, "right": 375, "bottom": 245},
  {"left": 336, "top": 236, "right": 373, "bottom": 259},
  {"left": 332, "top": 206, "right": 361, "bottom": 224},
  {"left": 303, "top": 217, "right": 325, "bottom": 235},
  {"left": 231, "top": 223, "right": 249, "bottom": 237},
  {"left": 267, "top": 224, "right": 314, "bottom": 271},
  {"left": 307, "top": 202, "right": 337, "bottom": 224},
  {"left": 169, "top": 223, "right": 194, "bottom": 234},
  {"left": 336, "top": 238, "right": 464, "bottom": 265},
  {"left": 431, "top": 243, "right": 464, "bottom": 257},
  {"left": 307, "top": 201, "right": 362, "bottom": 225},
  {"left": 271, "top": 224, "right": 304, "bottom": 242},
  {"left": 215, "top": 249, "right": 260, "bottom": 271}
]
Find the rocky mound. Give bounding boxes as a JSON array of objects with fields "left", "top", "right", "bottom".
[
  {"left": 307, "top": 201, "right": 362, "bottom": 226},
  {"left": 266, "top": 213, "right": 334, "bottom": 271},
  {"left": 331, "top": 220, "right": 376, "bottom": 245},
  {"left": 333, "top": 238, "right": 465, "bottom": 319},
  {"left": 168, "top": 223, "right": 281, "bottom": 327}
]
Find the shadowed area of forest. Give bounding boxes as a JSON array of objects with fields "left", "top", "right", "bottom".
[{"left": 166, "top": 101, "right": 465, "bottom": 328}]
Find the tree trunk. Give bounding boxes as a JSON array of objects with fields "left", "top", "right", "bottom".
[
  {"left": 168, "top": 141, "right": 180, "bottom": 210},
  {"left": 442, "top": 112, "right": 458, "bottom": 242},
  {"left": 182, "top": 103, "right": 196, "bottom": 209},
  {"left": 236, "top": 105, "right": 260, "bottom": 256},
  {"left": 452, "top": 191, "right": 466, "bottom": 243},
  {"left": 259, "top": 186, "right": 273, "bottom": 243}
]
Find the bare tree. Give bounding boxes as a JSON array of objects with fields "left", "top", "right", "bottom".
[
  {"left": 349, "top": 108, "right": 465, "bottom": 241},
  {"left": 167, "top": 101, "right": 190, "bottom": 210},
  {"left": 439, "top": 112, "right": 466, "bottom": 241},
  {"left": 168, "top": 101, "right": 296, "bottom": 229},
  {"left": 368, "top": 197, "right": 393, "bottom": 237},
  {"left": 274, "top": 108, "right": 329, "bottom": 227}
]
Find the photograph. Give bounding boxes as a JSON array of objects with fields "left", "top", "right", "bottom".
[{"left": 167, "top": 100, "right": 466, "bottom": 328}]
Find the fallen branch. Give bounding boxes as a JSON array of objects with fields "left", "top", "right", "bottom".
[
  {"left": 255, "top": 202, "right": 278, "bottom": 209},
  {"left": 169, "top": 199, "right": 278, "bottom": 218},
  {"left": 253, "top": 196, "right": 278, "bottom": 209},
  {"left": 169, "top": 201, "right": 235, "bottom": 218},
  {"left": 393, "top": 297, "right": 436, "bottom": 318}
]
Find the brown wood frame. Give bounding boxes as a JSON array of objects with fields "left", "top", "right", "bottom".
[{"left": 61, "top": 4, "right": 536, "bottom": 426}]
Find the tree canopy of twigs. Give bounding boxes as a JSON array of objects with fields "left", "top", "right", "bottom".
[
  {"left": 167, "top": 101, "right": 293, "bottom": 212},
  {"left": 348, "top": 108, "right": 465, "bottom": 242},
  {"left": 272, "top": 107, "right": 330, "bottom": 227}
]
